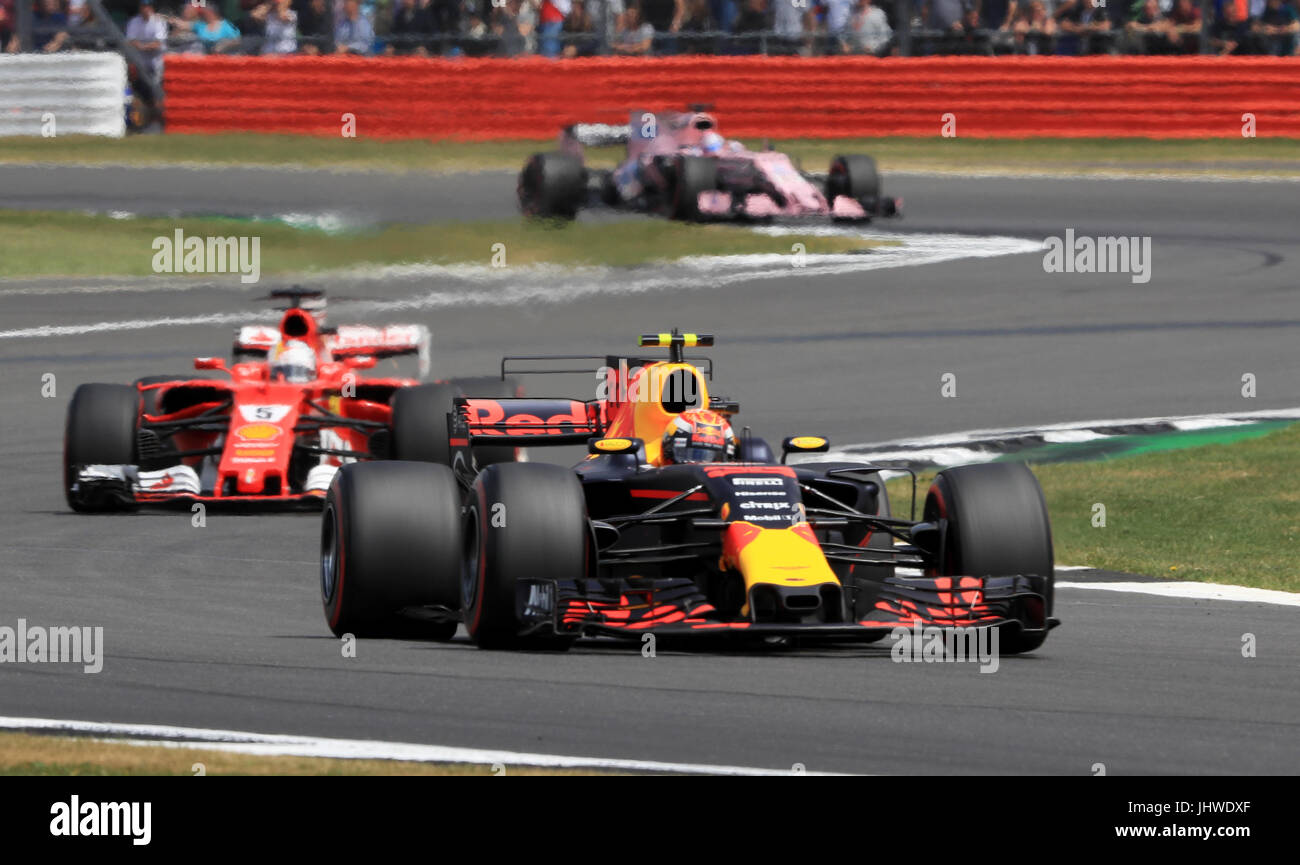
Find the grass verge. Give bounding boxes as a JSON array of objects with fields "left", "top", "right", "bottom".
[
  {"left": 2, "top": 133, "right": 1297, "bottom": 177},
  {"left": 0, "top": 210, "right": 888, "bottom": 279},
  {"left": 886, "top": 422, "right": 1300, "bottom": 591},
  {"left": 0, "top": 732, "right": 612, "bottom": 775}
]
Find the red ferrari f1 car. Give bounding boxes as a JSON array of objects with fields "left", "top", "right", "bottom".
[
  {"left": 519, "top": 106, "right": 902, "bottom": 222},
  {"left": 63, "top": 289, "right": 515, "bottom": 511},
  {"left": 321, "top": 330, "right": 1058, "bottom": 654}
]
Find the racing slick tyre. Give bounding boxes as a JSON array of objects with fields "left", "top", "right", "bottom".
[
  {"left": 826, "top": 155, "right": 881, "bottom": 210},
  {"left": 64, "top": 383, "right": 139, "bottom": 513},
  {"left": 390, "top": 383, "right": 458, "bottom": 465},
  {"left": 462, "top": 463, "right": 587, "bottom": 650},
  {"left": 923, "top": 462, "right": 1054, "bottom": 655},
  {"left": 447, "top": 376, "right": 523, "bottom": 467},
  {"left": 518, "top": 152, "right": 586, "bottom": 220},
  {"left": 668, "top": 155, "right": 718, "bottom": 221},
  {"left": 321, "top": 461, "right": 462, "bottom": 640}
]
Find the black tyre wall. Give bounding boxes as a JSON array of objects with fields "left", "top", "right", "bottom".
[
  {"left": 321, "top": 461, "right": 462, "bottom": 639},
  {"left": 64, "top": 383, "right": 139, "bottom": 511},
  {"left": 827, "top": 154, "right": 881, "bottom": 204},
  {"left": 462, "top": 463, "right": 588, "bottom": 648},
  {"left": 924, "top": 462, "right": 1055, "bottom": 653},
  {"left": 391, "top": 383, "right": 459, "bottom": 464},
  {"left": 518, "top": 152, "right": 585, "bottom": 219},
  {"left": 670, "top": 155, "right": 718, "bottom": 220}
]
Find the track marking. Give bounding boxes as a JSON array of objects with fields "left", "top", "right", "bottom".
[
  {"left": 1057, "top": 581, "right": 1300, "bottom": 607},
  {"left": 0, "top": 716, "right": 831, "bottom": 775},
  {"left": 821, "top": 408, "right": 1300, "bottom": 469},
  {"left": 891, "top": 167, "right": 1300, "bottom": 185},
  {"left": 0, "top": 231, "right": 1039, "bottom": 339},
  {"left": 0, "top": 279, "right": 250, "bottom": 298}
]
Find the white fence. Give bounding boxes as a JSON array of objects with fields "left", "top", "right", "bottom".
[{"left": 0, "top": 53, "right": 126, "bottom": 138}]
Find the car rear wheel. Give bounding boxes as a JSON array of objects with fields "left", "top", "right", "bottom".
[
  {"left": 64, "top": 383, "right": 139, "bottom": 512},
  {"left": 462, "top": 463, "right": 587, "bottom": 649},
  {"left": 321, "top": 461, "right": 462, "bottom": 640},
  {"left": 924, "top": 462, "right": 1054, "bottom": 654},
  {"left": 518, "top": 152, "right": 585, "bottom": 220},
  {"left": 390, "top": 383, "right": 458, "bottom": 464}
]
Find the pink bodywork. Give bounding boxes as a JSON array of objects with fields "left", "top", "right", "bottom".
[
  {"left": 695, "top": 151, "right": 868, "bottom": 219},
  {"left": 566, "top": 110, "right": 870, "bottom": 220}
]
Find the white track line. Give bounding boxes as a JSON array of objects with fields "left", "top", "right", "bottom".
[
  {"left": 902, "top": 567, "right": 1297, "bottom": 607},
  {"left": 1057, "top": 581, "right": 1300, "bottom": 607},
  {"left": 0, "top": 716, "right": 827, "bottom": 775},
  {"left": 0, "top": 232, "right": 1038, "bottom": 340},
  {"left": 819, "top": 408, "right": 1300, "bottom": 467},
  {"left": 891, "top": 167, "right": 1300, "bottom": 185},
  {"left": 831, "top": 407, "right": 1300, "bottom": 452}
]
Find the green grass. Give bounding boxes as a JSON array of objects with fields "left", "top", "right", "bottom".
[
  {"left": 0, "top": 209, "right": 888, "bottom": 279},
  {"left": 0, "top": 732, "right": 611, "bottom": 775},
  {"left": 887, "top": 422, "right": 1300, "bottom": 592},
  {"left": 2, "top": 133, "right": 1297, "bottom": 176}
]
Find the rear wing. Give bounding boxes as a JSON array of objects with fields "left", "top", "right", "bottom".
[
  {"left": 232, "top": 325, "right": 281, "bottom": 358},
  {"left": 329, "top": 325, "right": 432, "bottom": 378},
  {"left": 448, "top": 397, "right": 604, "bottom": 466},
  {"left": 499, "top": 354, "right": 713, "bottom": 381},
  {"left": 565, "top": 123, "right": 631, "bottom": 148},
  {"left": 231, "top": 323, "right": 432, "bottom": 378}
]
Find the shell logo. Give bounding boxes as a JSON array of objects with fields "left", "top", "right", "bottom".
[
  {"left": 788, "top": 436, "right": 827, "bottom": 450},
  {"left": 235, "top": 422, "right": 281, "bottom": 441}
]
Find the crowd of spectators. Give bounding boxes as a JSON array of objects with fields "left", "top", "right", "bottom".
[
  {"left": 1, "top": 0, "right": 1296, "bottom": 62},
  {"left": 918, "top": 0, "right": 1297, "bottom": 55}
]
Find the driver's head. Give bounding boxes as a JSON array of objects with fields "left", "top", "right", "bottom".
[
  {"left": 661, "top": 408, "right": 735, "bottom": 464},
  {"left": 270, "top": 339, "right": 316, "bottom": 383},
  {"left": 701, "top": 131, "right": 724, "bottom": 155}
]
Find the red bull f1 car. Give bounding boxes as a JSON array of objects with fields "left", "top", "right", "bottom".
[
  {"left": 519, "top": 106, "right": 901, "bottom": 222},
  {"left": 63, "top": 289, "right": 516, "bottom": 511},
  {"left": 321, "top": 331, "right": 1058, "bottom": 654}
]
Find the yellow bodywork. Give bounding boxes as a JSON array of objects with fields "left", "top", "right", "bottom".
[
  {"left": 604, "top": 361, "right": 711, "bottom": 466},
  {"left": 722, "top": 521, "right": 839, "bottom": 615}
]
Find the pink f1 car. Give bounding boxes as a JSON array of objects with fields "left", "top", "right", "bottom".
[{"left": 518, "top": 106, "right": 901, "bottom": 222}]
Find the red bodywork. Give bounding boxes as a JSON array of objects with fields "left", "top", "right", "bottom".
[{"left": 133, "top": 307, "right": 425, "bottom": 504}]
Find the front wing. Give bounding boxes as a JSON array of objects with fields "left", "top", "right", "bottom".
[
  {"left": 71, "top": 464, "right": 332, "bottom": 509},
  {"left": 518, "top": 574, "right": 1055, "bottom": 642}
]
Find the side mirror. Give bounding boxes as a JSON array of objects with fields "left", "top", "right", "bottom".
[
  {"left": 588, "top": 437, "right": 643, "bottom": 455},
  {"left": 780, "top": 435, "right": 830, "bottom": 463},
  {"left": 194, "top": 357, "right": 227, "bottom": 371},
  {"left": 909, "top": 522, "right": 942, "bottom": 558},
  {"left": 342, "top": 355, "right": 377, "bottom": 370},
  {"left": 709, "top": 396, "right": 739, "bottom": 415}
]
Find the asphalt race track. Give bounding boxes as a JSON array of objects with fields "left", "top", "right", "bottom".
[{"left": 1, "top": 165, "right": 1298, "bottom": 773}]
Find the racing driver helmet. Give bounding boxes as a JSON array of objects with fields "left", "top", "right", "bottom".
[
  {"left": 270, "top": 339, "right": 317, "bottom": 383},
  {"left": 701, "top": 131, "right": 724, "bottom": 156},
  {"left": 662, "top": 408, "right": 735, "bottom": 464}
]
